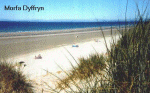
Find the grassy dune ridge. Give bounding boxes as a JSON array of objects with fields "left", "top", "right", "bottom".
[
  {"left": 48, "top": 19, "right": 150, "bottom": 92},
  {"left": 108, "top": 18, "right": 150, "bottom": 92}
]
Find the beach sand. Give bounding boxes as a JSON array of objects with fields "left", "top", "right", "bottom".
[
  {"left": 0, "top": 27, "right": 121, "bottom": 92},
  {"left": 0, "top": 27, "right": 119, "bottom": 59}
]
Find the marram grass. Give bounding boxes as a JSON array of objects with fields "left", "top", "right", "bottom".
[
  {"left": 0, "top": 61, "right": 33, "bottom": 93},
  {"left": 56, "top": 54, "right": 107, "bottom": 90},
  {"left": 108, "top": 18, "right": 150, "bottom": 92},
  {"left": 46, "top": 19, "right": 150, "bottom": 93}
]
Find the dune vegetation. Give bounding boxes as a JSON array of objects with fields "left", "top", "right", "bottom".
[
  {"left": 48, "top": 16, "right": 150, "bottom": 92},
  {"left": 0, "top": 62, "right": 33, "bottom": 93},
  {"left": 107, "top": 18, "right": 150, "bottom": 93}
]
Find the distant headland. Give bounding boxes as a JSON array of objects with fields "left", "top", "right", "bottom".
[{"left": 4, "top": 5, "right": 44, "bottom": 12}]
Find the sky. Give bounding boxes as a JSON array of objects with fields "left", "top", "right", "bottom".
[{"left": 0, "top": 0, "right": 149, "bottom": 22}]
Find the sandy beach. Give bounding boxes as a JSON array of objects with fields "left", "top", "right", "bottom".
[
  {"left": 0, "top": 27, "right": 121, "bottom": 92},
  {"left": 0, "top": 27, "right": 119, "bottom": 59}
]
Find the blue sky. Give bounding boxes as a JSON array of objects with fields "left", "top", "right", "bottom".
[{"left": 0, "top": 0, "right": 149, "bottom": 22}]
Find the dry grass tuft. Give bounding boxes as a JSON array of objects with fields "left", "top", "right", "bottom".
[{"left": 56, "top": 54, "right": 106, "bottom": 90}]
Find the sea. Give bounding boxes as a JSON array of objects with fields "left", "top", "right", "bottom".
[{"left": 0, "top": 21, "right": 135, "bottom": 33}]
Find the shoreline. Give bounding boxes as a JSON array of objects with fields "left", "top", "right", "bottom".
[
  {"left": 0, "top": 26, "right": 125, "bottom": 38},
  {"left": 0, "top": 21, "right": 132, "bottom": 35}
]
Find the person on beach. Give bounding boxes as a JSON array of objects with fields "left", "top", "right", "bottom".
[{"left": 35, "top": 54, "right": 42, "bottom": 59}]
